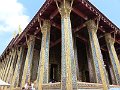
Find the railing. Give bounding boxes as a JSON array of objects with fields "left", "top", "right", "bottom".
[
  {"left": 110, "top": 85, "right": 120, "bottom": 88},
  {"left": 13, "top": 82, "right": 120, "bottom": 90},
  {"left": 43, "top": 82, "right": 61, "bottom": 89},
  {"left": 42, "top": 82, "right": 103, "bottom": 90},
  {"left": 77, "top": 82, "right": 103, "bottom": 89}
]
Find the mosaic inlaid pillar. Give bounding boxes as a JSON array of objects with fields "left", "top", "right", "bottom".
[
  {"left": 73, "top": 37, "right": 80, "bottom": 81},
  {"left": 1, "top": 58, "right": 5, "bottom": 80},
  {"left": 4, "top": 48, "right": 17, "bottom": 90},
  {"left": 85, "top": 20, "right": 109, "bottom": 89},
  {"left": 105, "top": 33, "right": 120, "bottom": 84},
  {"left": 21, "top": 35, "right": 35, "bottom": 87},
  {"left": 0, "top": 60, "right": 6, "bottom": 90},
  {"left": 109, "top": 65, "right": 116, "bottom": 84},
  {"left": 4, "top": 51, "right": 14, "bottom": 82},
  {"left": 6, "top": 48, "right": 17, "bottom": 83},
  {"left": 86, "top": 45, "right": 96, "bottom": 83},
  {"left": 0, "top": 62, "right": 3, "bottom": 78},
  {"left": 2, "top": 55, "right": 10, "bottom": 80},
  {"left": 11, "top": 46, "right": 25, "bottom": 89},
  {"left": 0, "top": 60, "right": 4, "bottom": 79},
  {"left": 0, "top": 62, "right": 2, "bottom": 78},
  {"left": 1, "top": 59, "right": 6, "bottom": 80},
  {"left": 57, "top": 1, "right": 77, "bottom": 90},
  {"left": 36, "top": 20, "right": 50, "bottom": 90},
  {"left": 2, "top": 56, "right": 9, "bottom": 80}
]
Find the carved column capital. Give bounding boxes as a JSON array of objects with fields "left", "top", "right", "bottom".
[
  {"left": 58, "top": 0, "right": 72, "bottom": 18},
  {"left": 27, "top": 35, "right": 35, "bottom": 46},
  {"left": 11, "top": 48, "right": 15, "bottom": 52},
  {"left": 41, "top": 20, "right": 51, "bottom": 35},
  {"left": 85, "top": 20, "right": 98, "bottom": 33},
  {"left": 6, "top": 55, "right": 9, "bottom": 60},
  {"left": 105, "top": 33, "right": 115, "bottom": 45}
]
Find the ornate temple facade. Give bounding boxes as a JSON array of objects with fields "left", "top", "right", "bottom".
[{"left": 0, "top": 0, "right": 120, "bottom": 90}]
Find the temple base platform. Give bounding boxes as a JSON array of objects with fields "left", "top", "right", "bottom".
[{"left": 10, "top": 82, "right": 120, "bottom": 90}]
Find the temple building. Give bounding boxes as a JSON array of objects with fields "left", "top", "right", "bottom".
[{"left": 0, "top": 0, "right": 120, "bottom": 90}]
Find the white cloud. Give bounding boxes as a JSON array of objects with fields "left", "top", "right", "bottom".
[{"left": 0, "top": 0, "right": 30, "bottom": 33}]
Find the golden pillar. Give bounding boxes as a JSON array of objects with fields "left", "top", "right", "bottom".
[
  {"left": 73, "top": 36, "right": 80, "bottom": 81},
  {"left": 10, "top": 46, "right": 25, "bottom": 89},
  {"left": 4, "top": 51, "right": 14, "bottom": 82},
  {"left": 0, "top": 60, "right": 3, "bottom": 79},
  {"left": 109, "top": 65, "right": 116, "bottom": 84},
  {"left": 7, "top": 48, "right": 17, "bottom": 84},
  {"left": 36, "top": 20, "right": 50, "bottom": 90},
  {"left": 0, "top": 62, "right": 3, "bottom": 78},
  {"left": 0, "top": 62, "right": 1, "bottom": 78},
  {"left": 85, "top": 20, "right": 109, "bottom": 89},
  {"left": 1, "top": 58, "right": 6, "bottom": 80},
  {"left": 105, "top": 33, "right": 120, "bottom": 84},
  {"left": 0, "top": 60, "right": 6, "bottom": 90},
  {"left": 7, "top": 48, "right": 17, "bottom": 83},
  {"left": 21, "top": 35, "right": 35, "bottom": 87},
  {"left": 86, "top": 45, "right": 96, "bottom": 83},
  {"left": 4, "top": 48, "right": 17, "bottom": 90},
  {"left": 56, "top": 0, "right": 77, "bottom": 89},
  {"left": 2, "top": 55, "right": 9, "bottom": 80},
  {"left": 0, "top": 59, "right": 4, "bottom": 79}
]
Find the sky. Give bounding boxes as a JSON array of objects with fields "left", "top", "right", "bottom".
[{"left": 0, "top": 0, "right": 120, "bottom": 55}]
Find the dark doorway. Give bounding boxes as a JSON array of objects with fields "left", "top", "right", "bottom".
[{"left": 50, "top": 64, "right": 58, "bottom": 82}]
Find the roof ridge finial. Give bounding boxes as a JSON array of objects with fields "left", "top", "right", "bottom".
[
  {"left": 13, "top": 31, "right": 17, "bottom": 38},
  {"left": 18, "top": 25, "right": 22, "bottom": 35}
]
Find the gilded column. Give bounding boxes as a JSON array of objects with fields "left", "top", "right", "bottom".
[
  {"left": 0, "top": 62, "right": 3, "bottom": 78},
  {"left": 21, "top": 35, "right": 35, "bottom": 87},
  {"left": 11, "top": 46, "right": 25, "bottom": 89},
  {"left": 105, "top": 33, "right": 120, "bottom": 84},
  {"left": 85, "top": 20, "right": 109, "bottom": 89},
  {"left": 1, "top": 58, "right": 6, "bottom": 80},
  {"left": 0, "top": 62, "right": 1, "bottom": 78},
  {"left": 4, "top": 51, "right": 14, "bottom": 82},
  {"left": 36, "top": 20, "right": 50, "bottom": 90},
  {"left": 109, "top": 65, "right": 116, "bottom": 84},
  {"left": 0, "top": 60, "right": 4, "bottom": 79},
  {"left": 56, "top": 0, "right": 77, "bottom": 89},
  {"left": 86, "top": 45, "right": 96, "bottom": 83},
  {"left": 7, "top": 48, "right": 17, "bottom": 84},
  {"left": 2, "top": 55, "right": 9, "bottom": 80},
  {"left": 73, "top": 36, "right": 80, "bottom": 81},
  {"left": 4, "top": 48, "right": 17, "bottom": 90}
]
